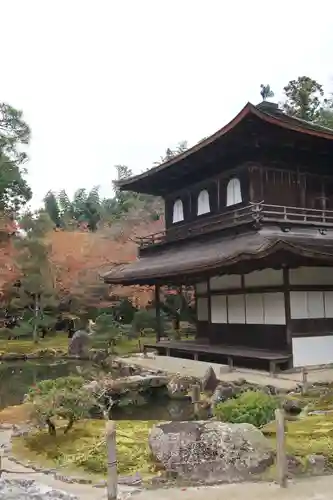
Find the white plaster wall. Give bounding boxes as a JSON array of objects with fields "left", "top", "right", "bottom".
[
  {"left": 244, "top": 269, "right": 283, "bottom": 287},
  {"left": 245, "top": 294, "right": 264, "bottom": 323},
  {"left": 325, "top": 291, "right": 333, "bottom": 318},
  {"left": 210, "top": 274, "right": 241, "bottom": 290},
  {"left": 290, "top": 291, "right": 333, "bottom": 319},
  {"left": 292, "top": 336, "right": 333, "bottom": 367},
  {"left": 263, "top": 292, "right": 285, "bottom": 324},
  {"left": 197, "top": 297, "right": 208, "bottom": 321},
  {"left": 289, "top": 267, "right": 333, "bottom": 285},
  {"left": 227, "top": 295, "right": 245, "bottom": 323},
  {"left": 307, "top": 291, "right": 324, "bottom": 318},
  {"left": 209, "top": 292, "right": 286, "bottom": 325},
  {"left": 211, "top": 295, "right": 227, "bottom": 323}
]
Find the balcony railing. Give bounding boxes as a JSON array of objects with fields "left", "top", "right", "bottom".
[{"left": 136, "top": 202, "right": 333, "bottom": 250}]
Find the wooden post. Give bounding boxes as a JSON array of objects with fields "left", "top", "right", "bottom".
[
  {"left": 275, "top": 409, "right": 287, "bottom": 488},
  {"left": 301, "top": 368, "right": 309, "bottom": 395},
  {"left": 191, "top": 384, "right": 201, "bottom": 419},
  {"left": 106, "top": 420, "right": 117, "bottom": 500},
  {"left": 155, "top": 284, "right": 162, "bottom": 342}
]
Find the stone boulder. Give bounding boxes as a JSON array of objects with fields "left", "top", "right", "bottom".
[
  {"left": 88, "top": 348, "right": 108, "bottom": 364},
  {"left": 306, "top": 454, "right": 327, "bottom": 475},
  {"left": 210, "top": 383, "right": 238, "bottom": 406},
  {"left": 283, "top": 399, "right": 303, "bottom": 417},
  {"left": 167, "top": 374, "right": 193, "bottom": 400},
  {"left": 201, "top": 366, "right": 218, "bottom": 392},
  {"left": 148, "top": 420, "right": 274, "bottom": 484},
  {"left": 68, "top": 329, "right": 90, "bottom": 357},
  {"left": 84, "top": 374, "right": 169, "bottom": 399}
]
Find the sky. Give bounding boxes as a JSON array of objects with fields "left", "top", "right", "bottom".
[{"left": 1, "top": 0, "right": 333, "bottom": 209}]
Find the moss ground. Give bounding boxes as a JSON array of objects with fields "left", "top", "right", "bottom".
[
  {"left": 12, "top": 419, "right": 159, "bottom": 479},
  {"left": 0, "top": 333, "right": 157, "bottom": 356},
  {"left": 262, "top": 413, "right": 333, "bottom": 469},
  {"left": 0, "top": 333, "right": 69, "bottom": 354}
]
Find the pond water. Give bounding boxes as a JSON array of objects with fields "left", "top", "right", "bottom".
[{"left": 0, "top": 360, "right": 197, "bottom": 421}]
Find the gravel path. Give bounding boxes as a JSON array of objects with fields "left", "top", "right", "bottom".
[{"left": 134, "top": 477, "right": 333, "bottom": 500}]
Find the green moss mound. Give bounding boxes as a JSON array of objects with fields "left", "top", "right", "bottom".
[
  {"left": 12, "top": 419, "right": 159, "bottom": 478},
  {"left": 213, "top": 391, "right": 278, "bottom": 427}
]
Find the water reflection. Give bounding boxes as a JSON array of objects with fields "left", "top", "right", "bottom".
[
  {"left": 0, "top": 360, "right": 95, "bottom": 410},
  {"left": 0, "top": 361, "right": 198, "bottom": 421}
]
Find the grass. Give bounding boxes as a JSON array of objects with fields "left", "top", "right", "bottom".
[{"left": 12, "top": 419, "right": 160, "bottom": 479}]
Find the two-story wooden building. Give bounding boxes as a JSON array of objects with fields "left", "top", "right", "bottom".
[{"left": 103, "top": 101, "right": 333, "bottom": 372}]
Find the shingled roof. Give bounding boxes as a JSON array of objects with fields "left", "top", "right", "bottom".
[
  {"left": 102, "top": 229, "right": 333, "bottom": 285},
  {"left": 116, "top": 101, "right": 333, "bottom": 195}
]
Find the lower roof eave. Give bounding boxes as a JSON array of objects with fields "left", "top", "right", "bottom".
[{"left": 101, "top": 233, "right": 333, "bottom": 286}]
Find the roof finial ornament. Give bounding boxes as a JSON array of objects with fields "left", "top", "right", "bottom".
[{"left": 260, "top": 84, "right": 275, "bottom": 101}]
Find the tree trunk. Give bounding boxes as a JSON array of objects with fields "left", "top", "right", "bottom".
[
  {"left": 64, "top": 417, "right": 74, "bottom": 434},
  {"left": 32, "top": 295, "right": 40, "bottom": 344},
  {"left": 46, "top": 418, "right": 56, "bottom": 436}
]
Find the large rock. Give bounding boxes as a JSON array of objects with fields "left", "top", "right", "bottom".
[
  {"left": 84, "top": 374, "right": 169, "bottom": 397},
  {"left": 201, "top": 366, "right": 218, "bottom": 392},
  {"left": 68, "top": 330, "right": 90, "bottom": 357},
  {"left": 283, "top": 399, "right": 302, "bottom": 417},
  {"left": 167, "top": 375, "right": 193, "bottom": 400},
  {"left": 148, "top": 420, "right": 274, "bottom": 483},
  {"left": 0, "top": 478, "right": 77, "bottom": 499},
  {"left": 210, "top": 383, "right": 238, "bottom": 406}
]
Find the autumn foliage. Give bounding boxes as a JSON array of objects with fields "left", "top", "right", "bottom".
[{"left": 0, "top": 216, "right": 165, "bottom": 308}]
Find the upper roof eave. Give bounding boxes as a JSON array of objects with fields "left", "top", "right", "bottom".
[{"left": 118, "top": 102, "right": 333, "bottom": 192}]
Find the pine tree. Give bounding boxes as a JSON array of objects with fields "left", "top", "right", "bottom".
[{"left": 13, "top": 214, "right": 57, "bottom": 342}]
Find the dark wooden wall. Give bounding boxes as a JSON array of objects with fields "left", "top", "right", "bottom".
[
  {"left": 249, "top": 165, "right": 333, "bottom": 210},
  {"left": 164, "top": 167, "right": 249, "bottom": 230},
  {"left": 197, "top": 321, "right": 288, "bottom": 352},
  {"left": 164, "top": 161, "right": 333, "bottom": 231}
]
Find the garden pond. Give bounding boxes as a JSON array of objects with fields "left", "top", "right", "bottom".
[{"left": 0, "top": 359, "right": 197, "bottom": 420}]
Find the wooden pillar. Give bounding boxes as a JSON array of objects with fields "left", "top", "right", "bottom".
[
  {"left": 216, "top": 178, "right": 220, "bottom": 210},
  {"left": 155, "top": 284, "right": 162, "bottom": 342},
  {"left": 283, "top": 267, "right": 292, "bottom": 368},
  {"left": 106, "top": 421, "right": 117, "bottom": 500},
  {"left": 207, "top": 277, "right": 212, "bottom": 344},
  {"left": 176, "top": 285, "right": 182, "bottom": 331},
  {"left": 248, "top": 166, "right": 255, "bottom": 202}
]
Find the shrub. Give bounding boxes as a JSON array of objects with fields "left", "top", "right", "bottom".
[
  {"left": 26, "top": 376, "right": 84, "bottom": 400},
  {"left": 93, "top": 314, "right": 124, "bottom": 353},
  {"left": 213, "top": 390, "right": 278, "bottom": 428},
  {"left": 27, "top": 376, "right": 96, "bottom": 436},
  {"left": 132, "top": 309, "right": 162, "bottom": 334}
]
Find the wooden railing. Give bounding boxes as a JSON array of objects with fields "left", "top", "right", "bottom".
[{"left": 136, "top": 202, "right": 333, "bottom": 250}]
